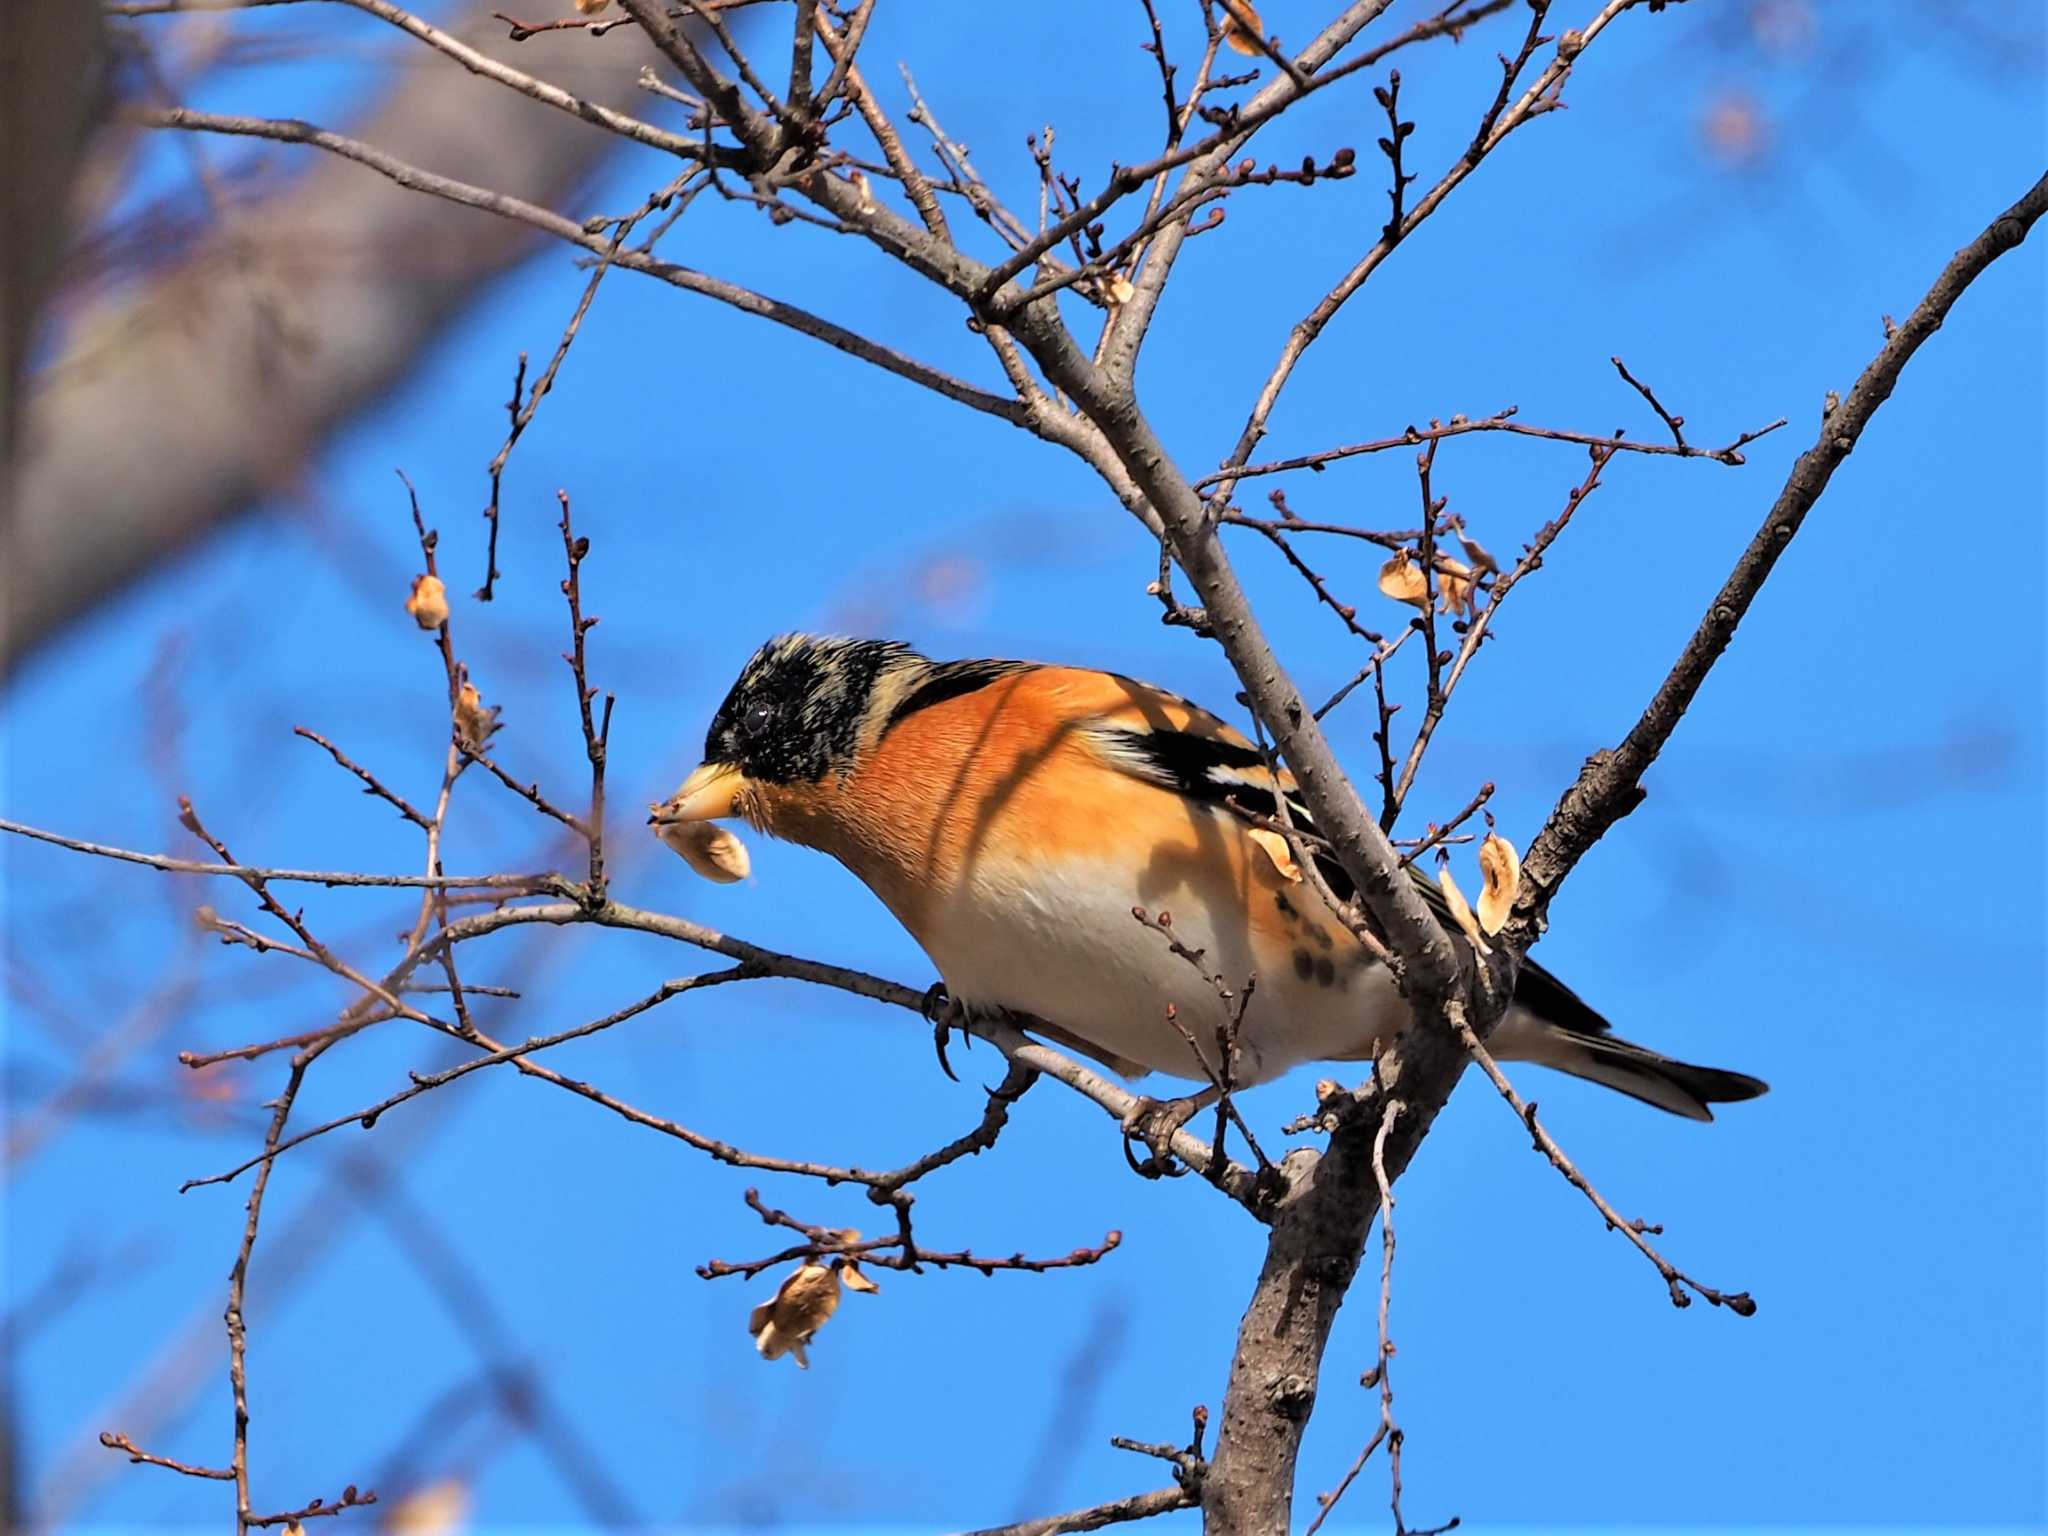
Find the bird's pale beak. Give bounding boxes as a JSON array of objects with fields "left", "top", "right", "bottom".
[{"left": 651, "top": 761, "right": 747, "bottom": 824}]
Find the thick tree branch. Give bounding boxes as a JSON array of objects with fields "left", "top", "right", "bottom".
[{"left": 1197, "top": 970, "right": 1503, "bottom": 1529}]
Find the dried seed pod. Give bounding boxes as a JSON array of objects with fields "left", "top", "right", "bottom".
[
  {"left": 404, "top": 574, "right": 449, "bottom": 630},
  {"left": 1435, "top": 556, "right": 1476, "bottom": 618},
  {"left": 453, "top": 680, "right": 498, "bottom": 748},
  {"left": 1436, "top": 861, "right": 1490, "bottom": 956},
  {"left": 653, "top": 815, "right": 752, "bottom": 884},
  {"left": 1219, "top": 0, "right": 1265, "bottom": 54},
  {"left": 749, "top": 1261, "right": 843, "bottom": 1369},
  {"left": 835, "top": 1257, "right": 881, "bottom": 1294},
  {"left": 1476, "top": 829, "right": 1521, "bottom": 936},
  {"left": 382, "top": 1479, "right": 466, "bottom": 1536},
  {"left": 1246, "top": 827, "right": 1302, "bottom": 883},
  {"left": 1377, "top": 549, "right": 1429, "bottom": 609}
]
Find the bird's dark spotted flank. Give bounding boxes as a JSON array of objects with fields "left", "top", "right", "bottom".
[{"left": 1105, "top": 711, "right": 1660, "bottom": 1031}]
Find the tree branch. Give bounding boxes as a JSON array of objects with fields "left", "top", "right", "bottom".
[
  {"left": 956, "top": 1485, "right": 1197, "bottom": 1536},
  {"left": 1209, "top": 0, "right": 1638, "bottom": 503},
  {"left": 132, "top": 108, "right": 1035, "bottom": 427},
  {"left": 0, "top": 816, "right": 549, "bottom": 890},
  {"left": 1519, "top": 167, "right": 2048, "bottom": 922}
]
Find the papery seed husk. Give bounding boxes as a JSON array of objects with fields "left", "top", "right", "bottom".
[
  {"left": 1437, "top": 863, "right": 1490, "bottom": 955},
  {"left": 654, "top": 817, "right": 751, "bottom": 883},
  {"left": 1476, "top": 830, "right": 1520, "bottom": 936}
]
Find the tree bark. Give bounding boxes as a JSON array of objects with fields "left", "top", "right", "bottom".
[
  {"left": 1199, "top": 1004, "right": 1476, "bottom": 1533},
  {"left": 1, "top": 0, "right": 107, "bottom": 469}
]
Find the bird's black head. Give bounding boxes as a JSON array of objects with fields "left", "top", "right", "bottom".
[{"left": 702, "top": 633, "right": 920, "bottom": 786}]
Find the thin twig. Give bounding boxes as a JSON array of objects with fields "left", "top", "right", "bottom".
[
  {"left": 217, "top": 0, "right": 703, "bottom": 160},
  {"left": 1611, "top": 354, "right": 1688, "bottom": 448},
  {"left": 458, "top": 746, "right": 588, "bottom": 835},
  {"left": 556, "top": 490, "right": 613, "bottom": 894},
  {"left": 179, "top": 971, "right": 754, "bottom": 1192},
  {"left": 1314, "top": 626, "right": 1412, "bottom": 720},
  {"left": 1235, "top": 512, "right": 1382, "bottom": 644},
  {"left": 1391, "top": 435, "right": 1447, "bottom": 824},
  {"left": 96, "top": 1433, "right": 233, "bottom": 1481},
  {"left": 1304, "top": 1096, "right": 1406, "bottom": 1536},
  {"left": 1391, "top": 445, "right": 1614, "bottom": 812},
  {"left": 1195, "top": 408, "right": 1782, "bottom": 489},
  {"left": 866, "top": 1061, "right": 1039, "bottom": 1194},
  {"left": 491, "top": 8, "right": 642, "bottom": 40},
  {"left": 1395, "top": 783, "right": 1493, "bottom": 869},
  {"left": 481, "top": 187, "right": 675, "bottom": 599},
  {"left": 245, "top": 1483, "right": 379, "bottom": 1529},
  {"left": 1209, "top": 0, "right": 1648, "bottom": 504},
  {"left": 1129, "top": 908, "right": 1272, "bottom": 1176},
  {"left": 292, "top": 728, "right": 431, "bottom": 830},
  {"left": 0, "top": 818, "right": 551, "bottom": 890},
  {"left": 227, "top": 1047, "right": 321, "bottom": 1531},
  {"left": 699, "top": 1188, "right": 1122, "bottom": 1279},
  {"left": 1452, "top": 1021, "right": 1755, "bottom": 1315}
]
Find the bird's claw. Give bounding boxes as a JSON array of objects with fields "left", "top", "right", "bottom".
[
  {"left": 923, "top": 982, "right": 969, "bottom": 1082},
  {"left": 1120, "top": 1093, "right": 1198, "bottom": 1180}
]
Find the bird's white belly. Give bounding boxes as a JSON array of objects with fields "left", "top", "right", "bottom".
[{"left": 919, "top": 853, "right": 1402, "bottom": 1085}]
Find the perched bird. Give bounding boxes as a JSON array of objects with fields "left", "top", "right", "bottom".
[{"left": 656, "top": 635, "right": 1766, "bottom": 1122}]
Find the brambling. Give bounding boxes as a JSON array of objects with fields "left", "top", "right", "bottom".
[{"left": 656, "top": 635, "right": 1765, "bottom": 1122}]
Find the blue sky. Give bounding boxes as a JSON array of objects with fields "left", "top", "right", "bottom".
[{"left": 5, "top": 2, "right": 2044, "bottom": 1531}]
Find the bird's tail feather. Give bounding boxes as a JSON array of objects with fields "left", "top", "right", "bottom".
[{"left": 1495, "top": 1016, "right": 1768, "bottom": 1122}]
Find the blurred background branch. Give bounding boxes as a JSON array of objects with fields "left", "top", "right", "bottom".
[{"left": 3, "top": 4, "right": 651, "bottom": 672}]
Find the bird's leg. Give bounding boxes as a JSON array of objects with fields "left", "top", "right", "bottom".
[
  {"left": 922, "top": 982, "right": 972, "bottom": 1082},
  {"left": 1119, "top": 1087, "right": 1221, "bottom": 1179}
]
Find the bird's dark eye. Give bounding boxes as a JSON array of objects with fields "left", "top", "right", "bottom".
[{"left": 743, "top": 701, "right": 777, "bottom": 736}]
